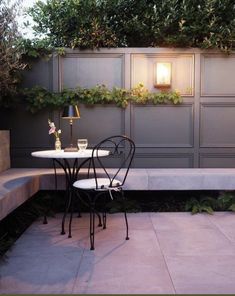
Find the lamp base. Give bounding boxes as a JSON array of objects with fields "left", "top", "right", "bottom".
[{"left": 64, "top": 147, "right": 78, "bottom": 152}]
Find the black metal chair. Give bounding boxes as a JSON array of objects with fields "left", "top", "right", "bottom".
[{"left": 72, "top": 135, "right": 135, "bottom": 250}]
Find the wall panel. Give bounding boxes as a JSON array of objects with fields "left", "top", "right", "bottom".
[
  {"left": 60, "top": 53, "right": 124, "bottom": 89},
  {"left": 201, "top": 54, "right": 235, "bottom": 96},
  {"left": 22, "top": 59, "right": 52, "bottom": 89},
  {"left": 131, "top": 104, "right": 194, "bottom": 148},
  {"left": 200, "top": 154, "right": 235, "bottom": 168},
  {"left": 200, "top": 103, "right": 235, "bottom": 147},
  {"left": 60, "top": 104, "right": 125, "bottom": 147},
  {"left": 133, "top": 153, "right": 193, "bottom": 168},
  {"left": 132, "top": 53, "right": 194, "bottom": 96}
]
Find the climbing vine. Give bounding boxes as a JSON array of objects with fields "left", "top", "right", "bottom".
[{"left": 22, "top": 84, "right": 182, "bottom": 113}]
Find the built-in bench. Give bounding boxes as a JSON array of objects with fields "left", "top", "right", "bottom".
[
  {"left": 0, "top": 168, "right": 62, "bottom": 221},
  {"left": 2, "top": 130, "right": 235, "bottom": 221},
  {"left": 2, "top": 167, "right": 235, "bottom": 221}
]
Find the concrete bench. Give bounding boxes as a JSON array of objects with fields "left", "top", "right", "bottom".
[
  {"left": 2, "top": 167, "right": 235, "bottom": 221},
  {"left": 0, "top": 168, "right": 62, "bottom": 221},
  {"left": 2, "top": 129, "right": 235, "bottom": 221}
]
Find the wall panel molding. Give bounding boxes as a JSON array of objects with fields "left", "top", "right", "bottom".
[
  {"left": 200, "top": 103, "right": 235, "bottom": 148},
  {"left": 131, "top": 53, "right": 194, "bottom": 96},
  {"left": 59, "top": 53, "right": 125, "bottom": 90},
  {"left": 201, "top": 54, "right": 235, "bottom": 96},
  {"left": 131, "top": 103, "right": 194, "bottom": 148},
  {"left": 200, "top": 153, "right": 235, "bottom": 168},
  {"left": 133, "top": 153, "right": 194, "bottom": 168}
]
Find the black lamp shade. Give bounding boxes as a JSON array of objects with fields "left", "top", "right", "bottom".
[{"left": 62, "top": 105, "right": 80, "bottom": 119}]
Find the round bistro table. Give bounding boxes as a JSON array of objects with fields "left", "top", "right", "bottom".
[{"left": 31, "top": 149, "right": 109, "bottom": 236}]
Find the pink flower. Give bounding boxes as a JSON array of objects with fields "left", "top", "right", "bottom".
[
  {"left": 49, "top": 127, "right": 56, "bottom": 134},
  {"left": 48, "top": 119, "right": 62, "bottom": 139},
  {"left": 49, "top": 122, "right": 55, "bottom": 128}
]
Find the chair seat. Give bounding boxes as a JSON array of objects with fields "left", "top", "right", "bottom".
[{"left": 73, "top": 177, "right": 121, "bottom": 190}]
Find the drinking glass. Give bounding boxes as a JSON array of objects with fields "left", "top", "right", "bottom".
[{"left": 77, "top": 139, "right": 88, "bottom": 152}]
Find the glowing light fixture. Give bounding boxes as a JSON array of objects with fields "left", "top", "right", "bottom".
[{"left": 154, "top": 62, "right": 172, "bottom": 89}]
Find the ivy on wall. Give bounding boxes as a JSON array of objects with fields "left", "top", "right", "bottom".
[{"left": 22, "top": 84, "right": 182, "bottom": 113}]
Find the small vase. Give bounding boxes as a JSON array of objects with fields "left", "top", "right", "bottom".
[{"left": 55, "top": 137, "right": 61, "bottom": 151}]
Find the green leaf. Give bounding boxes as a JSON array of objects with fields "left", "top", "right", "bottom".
[
  {"left": 201, "top": 206, "right": 214, "bottom": 215},
  {"left": 21, "top": 83, "right": 182, "bottom": 112},
  {"left": 228, "top": 204, "right": 235, "bottom": 212},
  {"left": 192, "top": 205, "right": 199, "bottom": 215}
]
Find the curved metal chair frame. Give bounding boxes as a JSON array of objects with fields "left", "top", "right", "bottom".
[{"left": 73, "top": 135, "right": 135, "bottom": 250}]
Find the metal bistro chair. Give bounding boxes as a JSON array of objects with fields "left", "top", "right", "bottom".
[{"left": 73, "top": 135, "right": 135, "bottom": 250}]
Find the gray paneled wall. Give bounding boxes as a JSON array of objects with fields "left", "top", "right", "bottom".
[
  {"left": 61, "top": 53, "right": 124, "bottom": 89},
  {"left": 1, "top": 48, "right": 235, "bottom": 168}
]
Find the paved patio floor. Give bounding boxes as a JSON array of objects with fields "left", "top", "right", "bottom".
[{"left": 1, "top": 212, "right": 235, "bottom": 294}]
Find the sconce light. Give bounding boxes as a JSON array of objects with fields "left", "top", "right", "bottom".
[
  {"left": 154, "top": 62, "right": 172, "bottom": 89},
  {"left": 62, "top": 105, "right": 80, "bottom": 152}
]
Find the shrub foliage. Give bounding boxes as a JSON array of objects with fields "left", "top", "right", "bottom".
[
  {"left": 0, "top": 0, "right": 26, "bottom": 106},
  {"left": 28, "top": 0, "right": 235, "bottom": 51}
]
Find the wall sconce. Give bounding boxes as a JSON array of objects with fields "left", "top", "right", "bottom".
[
  {"left": 62, "top": 105, "right": 80, "bottom": 152},
  {"left": 154, "top": 62, "right": 172, "bottom": 89}
]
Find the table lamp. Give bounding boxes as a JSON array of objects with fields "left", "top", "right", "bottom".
[{"left": 62, "top": 105, "right": 80, "bottom": 152}]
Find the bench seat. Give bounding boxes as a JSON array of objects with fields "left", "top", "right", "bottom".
[
  {"left": 2, "top": 168, "right": 235, "bottom": 221},
  {"left": 0, "top": 168, "right": 68, "bottom": 221}
]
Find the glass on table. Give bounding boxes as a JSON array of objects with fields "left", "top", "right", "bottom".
[{"left": 77, "top": 139, "right": 88, "bottom": 152}]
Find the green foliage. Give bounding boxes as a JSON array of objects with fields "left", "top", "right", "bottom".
[
  {"left": 130, "top": 84, "right": 182, "bottom": 105},
  {"left": 28, "top": 0, "right": 118, "bottom": 49},
  {"left": 26, "top": 0, "right": 235, "bottom": 52},
  {"left": 185, "top": 191, "right": 235, "bottom": 214},
  {"left": 106, "top": 197, "right": 141, "bottom": 214},
  {"left": 217, "top": 192, "right": 235, "bottom": 212},
  {"left": 185, "top": 196, "right": 216, "bottom": 214},
  {"left": 18, "top": 38, "right": 53, "bottom": 61},
  {"left": 18, "top": 39, "right": 68, "bottom": 65},
  {"left": 22, "top": 86, "right": 62, "bottom": 113},
  {"left": 22, "top": 83, "right": 182, "bottom": 113},
  {"left": 0, "top": 0, "right": 26, "bottom": 107}
]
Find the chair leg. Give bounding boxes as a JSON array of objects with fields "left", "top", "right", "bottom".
[
  {"left": 121, "top": 189, "right": 129, "bottom": 240},
  {"left": 43, "top": 214, "right": 48, "bottom": 225},
  {"left": 61, "top": 186, "right": 71, "bottom": 235},
  {"left": 90, "top": 201, "right": 95, "bottom": 250},
  {"left": 76, "top": 191, "right": 82, "bottom": 218},
  {"left": 68, "top": 189, "right": 74, "bottom": 238},
  {"left": 95, "top": 192, "right": 103, "bottom": 227},
  {"left": 96, "top": 211, "right": 102, "bottom": 227},
  {"left": 102, "top": 192, "right": 109, "bottom": 229},
  {"left": 102, "top": 212, "right": 107, "bottom": 229}
]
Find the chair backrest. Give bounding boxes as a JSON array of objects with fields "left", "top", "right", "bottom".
[{"left": 91, "top": 135, "right": 135, "bottom": 189}]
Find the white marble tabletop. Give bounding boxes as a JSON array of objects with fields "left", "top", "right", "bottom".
[{"left": 31, "top": 149, "right": 109, "bottom": 159}]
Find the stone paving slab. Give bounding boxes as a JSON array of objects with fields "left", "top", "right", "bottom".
[{"left": 1, "top": 212, "right": 235, "bottom": 294}]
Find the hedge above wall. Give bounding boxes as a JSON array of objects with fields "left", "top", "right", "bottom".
[
  {"left": 27, "top": 0, "right": 235, "bottom": 52},
  {"left": 22, "top": 84, "right": 182, "bottom": 113}
]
